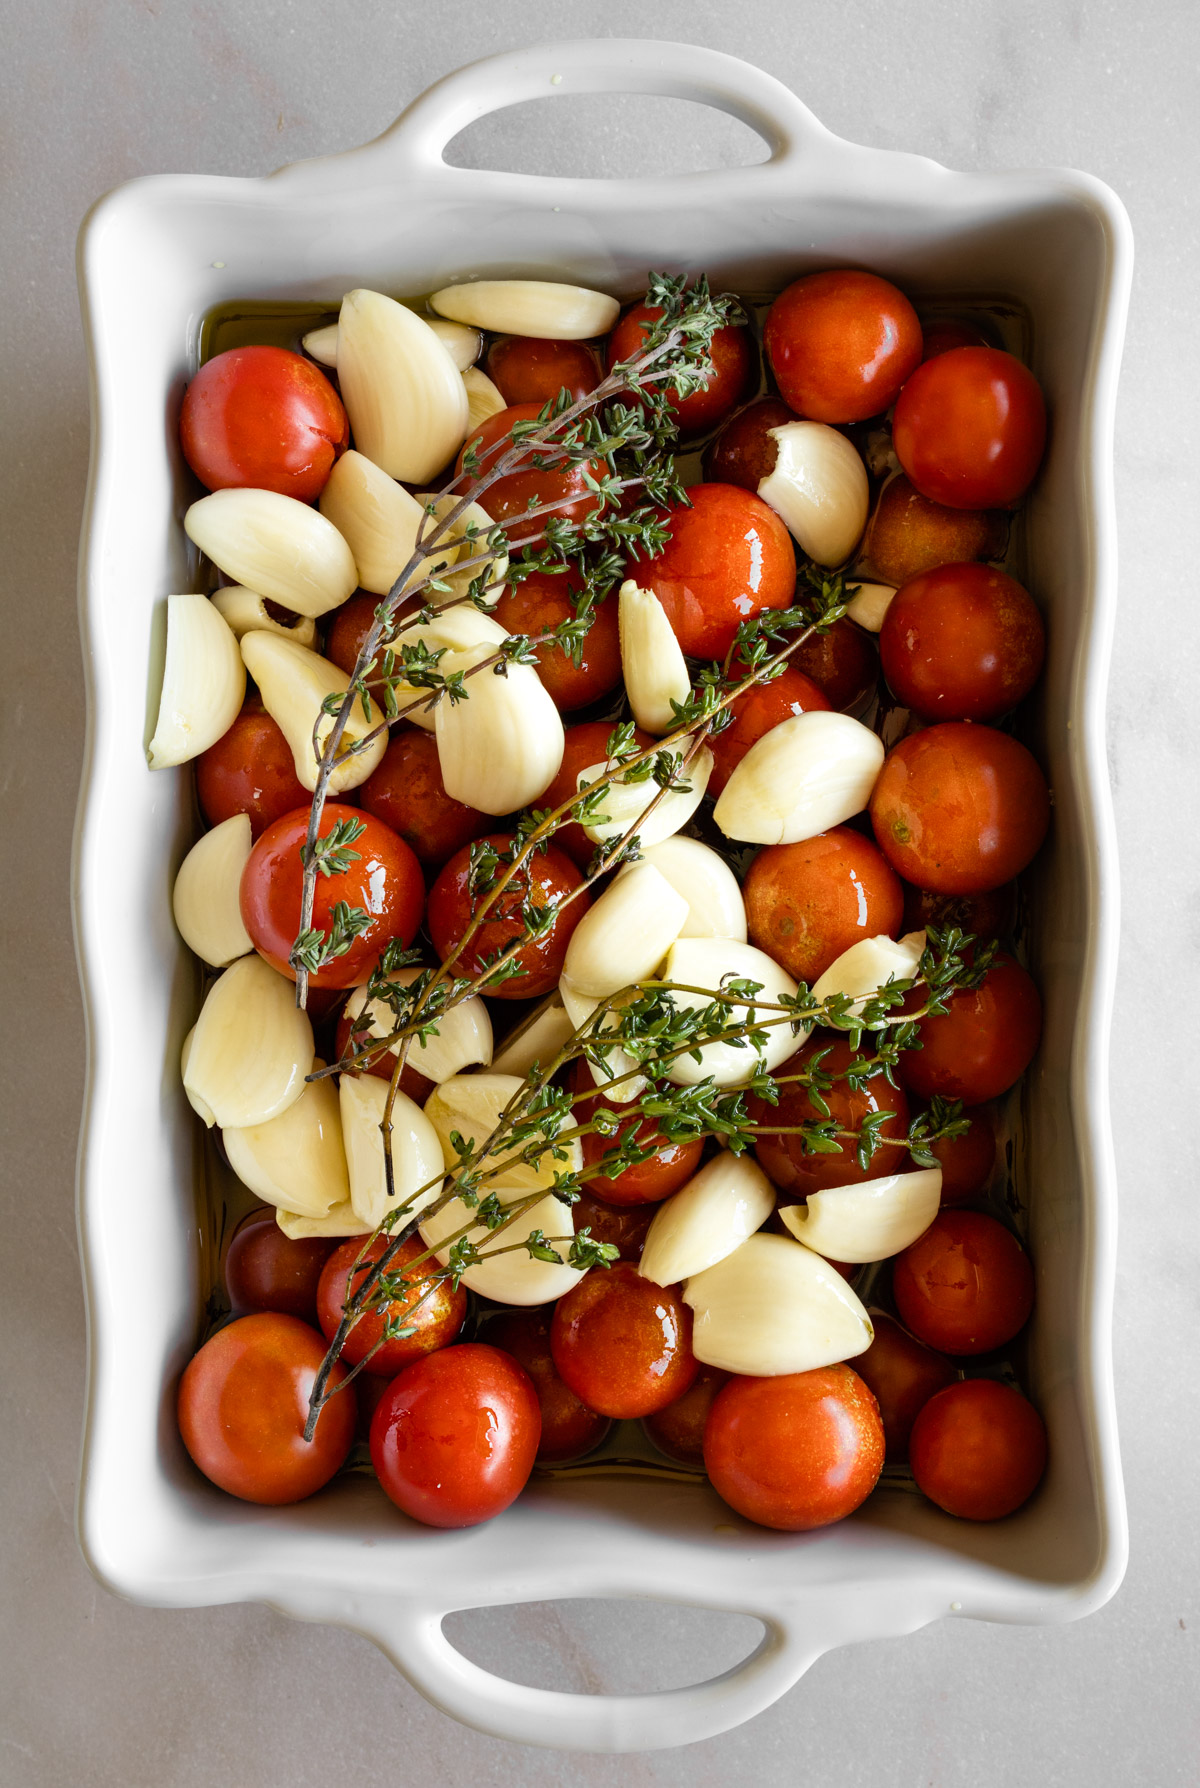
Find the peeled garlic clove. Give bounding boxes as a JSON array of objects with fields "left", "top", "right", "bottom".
[
  {"left": 639, "top": 1155, "right": 775, "bottom": 1288},
  {"left": 461, "top": 365, "right": 508, "bottom": 432},
  {"left": 490, "top": 993, "right": 576, "bottom": 1079},
  {"left": 430, "top": 279, "right": 619, "bottom": 341},
  {"left": 424, "top": 1073, "right": 582, "bottom": 1193},
  {"left": 303, "top": 316, "right": 481, "bottom": 374},
  {"left": 414, "top": 493, "right": 507, "bottom": 607},
  {"left": 562, "top": 862, "right": 687, "bottom": 999},
  {"left": 319, "top": 450, "right": 438, "bottom": 597},
  {"left": 224, "top": 1056, "right": 348, "bottom": 1218},
  {"left": 633, "top": 837, "right": 747, "bottom": 943},
  {"left": 172, "top": 813, "right": 254, "bottom": 967},
  {"left": 339, "top": 1072, "right": 444, "bottom": 1232},
  {"left": 661, "top": 938, "right": 806, "bottom": 1088},
  {"left": 147, "top": 594, "right": 246, "bottom": 770},
  {"left": 179, "top": 1028, "right": 214, "bottom": 1126},
  {"left": 183, "top": 955, "right": 312, "bottom": 1129},
  {"left": 618, "top": 579, "right": 692, "bottom": 734},
  {"left": 337, "top": 288, "right": 469, "bottom": 484},
  {"left": 419, "top": 1184, "right": 583, "bottom": 1306},
  {"left": 779, "top": 1168, "right": 942, "bottom": 1264},
  {"left": 578, "top": 741, "right": 713, "bottom": 848},
  {"left": 209, "top": 585, "right": 317, "bottom": 648},
  {"left": 240, "top": 631, "right": 387, "bottom": 793},
  {"left": 342, "top": 969, "right": 492, "bottom": 1082},
  {"left": 276, "top": 1202, "right": 371, "bottom": 1240},
  {"left": 388, "top": 604, "right": 511, "bottom": 729},
  {"left": 435, "top": 648, "right": 564, "bottom": 814},
  {"left": 812, "top": 930, "right": 926, "bottom": 1025},
  {"left": 713, "top": 710, "right": 885, "bottom": 846},
  {"left": 757, "top": 422, "right": 869, "bottom": 567},
  {"left": 185, "top": 489, "right": 357, "bottom": 620},
  {"left": 684, "top": 1232, "right": 873, "bottom": 1375},
  {"left": 302, "top": 323, "right": 339, "bottom": 367},
  {"left": 559, "top": 979, "right": 646, "bottom": 1104},
  {"left": 844, "top": 580, "right": 897, "bottom": 633}
]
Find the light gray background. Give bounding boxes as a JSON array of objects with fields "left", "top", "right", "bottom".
[{"left": 2, "top": 0, "right": 1197, "bottom": 1780}]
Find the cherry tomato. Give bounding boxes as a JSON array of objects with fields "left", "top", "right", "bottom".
[
  {"left": 357, "top": 726, "right": 488, "bottom": 872},
  {"left": 910, "top": 1378, "right": 1047, "bottom": 1519},
  {"left": 750, "top": 1035, "right": 910, "bottom": 1198},
  {"left": 702, "top": 398, "right": 798, "bottom": 490},
  {"left": 901, "top": 881, "right": 1016, "bottom": 944},
  {"left": 569, "top": 1188, "right": 656, "bottom": 1262},
  {"left": 703, "top": 1365, "right": 884, "bottom": 1530},
  {"left": 491, "top": 572, "right": 622, "bottom": 712},
  {"left": 551, "top": 1262, "right": 697, "bottom": 1418},
  {"left": 708, "top": 664, "right": 831, "bottom": 796},
  {"left": 898, "top": 952, "right": 1041, "bottom": 1104},
  {"left": 332, "top": 997, "right": 435, "bottom": 1102},
  {"left": 743, "top": 827, "right": 905, "bottom": 983},
  {"left": 369, "top": 1343, "right": 541, "bottom": 1528},
  {"left": 789, "top": 617, "right": 878, "bottom": 714},
  {"left": 485, "top": 1309, "right": 611, "bottom": 1463},
  {"left": 927, "top": 1103, "right": 996, "bottom": 1205},
  {"left": 919, "top": 319, "right": 991, "bottom": 360},
  {"left": 195, "top": 697, "right": 312, "bottom": 839},
  {"left": 635, "top": 484, "right": 796, "bottom": 659},
  {"left": 764, "top": 271, "right": 923, "bottom": 424},
  {"left": 325, "top": 593, "right": 392, "bottom": 706},
  {"left": 427, "top": 832, "right": 589, "bottom": 1000},
  {"left": 870, "top": 723, "right": 1050, "bottom": 894},
  {"left": 180, "top": 345, "right": 348, "bottom": 501},
  {"left": 539, "top": 721, "right": 655, "bottom": 868},
  {"left": 316, "top": 1235, "right": 465, "bottom": 1377},
  {"left": 643, "top": 1365, "right": 729, "bottom": 1466},
  {"left": 880, "top": 564, "right": 1045, "bottom": 722},
  {"left": 571, "top": 1060, "right": 704, "bottom": 1206},
  {"left": 865, "top": 473, "right": 1008, "bottom": 591},
  {"left": 224, "top": 1210, "right": 336, "bottom": 1322},
  {"left": 851, "top": 1312, "right": 957, "bottom": 1461},
  {"left": 454, "top": 402, "right": 603, "bottom": 547},
  {"left": 177, "top": 1312, "right": 355, "bottom": 1504},
  {"left": 892, "top": 1210, "right": 1034, "bottom": 1354},
  {"left": 606, "top": 297, "right": 753, "bottom": 434},
  {"left": 486, "top": 336, "right": 601, "bottom": 407},
  {"left": 893, "top": 347, "right": 1047, "bottom": 509},
  {"left": 240, "top": 803, "right": 425, "bottom": 989}
]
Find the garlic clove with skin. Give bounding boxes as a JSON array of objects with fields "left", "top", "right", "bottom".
[
  {"left": 660, "top": 937, "right": 806, "bottom": 1088},
  {"left": 629, "top": 837, "right": 747, "bottom": 943},
  {"left": 618, "top": 579, "right": 692, "bottom": 734},
  {"left": 779, "top": 1168, "right": 943, "bottom": 1264},
  {"left": 577, "top": 741, "right": 713, "bottom": 848},
  {"left": 147, "top": 593, "right": 246, "bottom": 770},
  {"left": 684, "top": 1232, "right": 874, "bottom": 1376},
  {"left": 435, "top": 647, "right": 564, "bottom": 815},
  {"left": 182, "top": 955, "right": 313, "bottom": 1129},
  {"left": 223, "top": 1056, "right": 348, "bottom": 1219},
  {"left": 712, "top": 710, "right": 885, "bottom": 846},
  {"left": 172, "top": 812, "right": 254, "bottom": 968},
  {"left": 240, "top": 631, "right": 387, "bottom": 793},
  {"left": 209, "top": 585, "right": 316, "bottom": 648},
  {"left": 844, "top": 579, "right": 897, "bottom": 633},
  {"left": 561, "top": 861, "right": 688, "bottom": 999},
  {"left": 339, "top": 1072, "right": 444, "bottom": 1233},
  {"left": 341, "top": 969, "right": 492, "bottom": 1083},
  {"left": 430, "top": 280, "right": 620, "bottom": 341},
  {"left": 337, "top": 288, "right": 470, "bottom": 484},
  {"left": 639, "top": 1155, "right": 776, "bottom": 1289},
  {"left": 184, "top": 489, "right": 358, "bottom": 620},
  {"left": 757, "top": 422, "right": 869, "bottom": 567}
]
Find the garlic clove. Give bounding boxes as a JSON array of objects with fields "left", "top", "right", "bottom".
[
  {"left": 430, "top": 280, "right": 620, "bottom": 341},
  {"left": 435, "top": 648, "right": 564, "bottom": 814},
  {"left": 147, "top": 593, "right": 246, "bottom": 770},
  {"left": 779, "top": 1168, "right": 942, "bottom": 1264},
  {"left": 413, "top": 493, "right": 507, "bottom": 607},
  {"left": 461, "top": 365, "right": 508, "bottom": 432},
  {"left": 337, "top": 288, "right": 469, "bottom": 484},
  {"left": 339, "top": 1072, "right": 444, "bottom": 1232},
  {"left": 223, "top": 1056, "right": 348, "bottom": 1218},
  {"left": 660, "top": 937, "right": 806, "bottom": 1088},
  {"left": 713, "top": 710, "right": 885, "bottom": 846},
  {"left": 558, "top": 979, "right": 646, "bottom": 1104},
  {"left": 172, "top": 812, "right": 254, "bottom": 968},
  {"left": 179, "top": 1028, "right": 214, "bottom": 1126},
  {"left": 490, "top": 992, "right": 576, "bottom": 1079},
  {"left": 209, "top": 585, "right": 317, "bottom": 648},
  {"left": 342, "top": 969, "right": 492, "bottom": 1082},
  {"left": 384, "top": 604, "right": 511, "bottom": 730},
  {"left": 632, "top": 837, "right": 747, "bottom": 943},
  {"left": 319, "top": 450, "right": 448, "bottom": 598},
  {"left": 276, "top": 1202, "right": 371, "bottom": 1240},
  {"left": 182, "top": 955, "right": 312, "bottom": 1129},
  {"left": 578, "top": 740, "right": 713, "bottom": 848},
  {"left": 639, "top": 1155, "right": 775, "bottom": 1288},
  {"left": 684, "top": 1232, "right": 874, "bottom": 1375},
  {"left": 240, "top": 631, "right": 387, "bottom": 792},
  {"left": 757, "top": 422, "right": 869, "bottom": 567},
  {"left": 811, "top": 930, "right": 926, "bottom": 1025},
  {"left": 618, "top": 579, "right": 691, "bottom": 734},
  {"left": 184, "top": 489, "right": 357, "bottom": 620},
  {"left": 844, "top": 579, "right": 897, "bottom": 633},
  {"left": 562, "top": 861, "right": 688, "bottom": 999},
  {"left": 419, "top": 1183, "right": 584, "bottom": 1306},
  {"left": 301, "top": 323, "right": 339, "bottom": 367},
  {"left": 303, "top": 315, "right": 482, "bottom": 375},
  {"left": 424, "top": 1073, "right": 582, "bottom": 1193}
]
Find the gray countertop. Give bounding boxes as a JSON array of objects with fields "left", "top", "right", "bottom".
[{"left": 2, "top": 2, "right": 1197, "bottom": 1781}]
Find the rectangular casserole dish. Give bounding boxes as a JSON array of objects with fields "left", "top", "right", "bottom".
[{"left": 74, "top": 38, "right": 1132, "bottom": 1753}]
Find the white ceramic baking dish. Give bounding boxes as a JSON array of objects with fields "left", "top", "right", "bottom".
[{"left": 74, "top": 38, "right": 1132, "bottom": 1752}]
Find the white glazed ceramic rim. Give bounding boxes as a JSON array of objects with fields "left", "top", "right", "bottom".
[{"left": 73, "top": 40, "right": 1133, "bottom": 1753}]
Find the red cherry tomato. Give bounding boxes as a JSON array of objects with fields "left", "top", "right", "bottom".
[
  {"left": 870, "top": 723, "right": 1050, "bottom": 894},
  {"left": 325, "top": 592, "right": 393, "bottom": 707},
  {"left": 643, "top": 1365, "right": 729, "bottom": 1466},
  {"left": 606, "top": 297, "right": 753, "bottom": 434},
  {"left": 901, "top": 880, "right": 1016, "bottom": 945},
  {"left": 703, "top": 1365, "right": 884, "bottom": 1530},
  {"left": 569, "top": 1188, "right": 656, "bottom": 1262},
  {"left": 486, "top": 336, "right": 601, "bottom": 407},
  {"left": 899, "top": 952, "right": 1041, "bottom": 1104},
  {"left": 369, "top": 1343, "right": 541, "bottom": 1528},
  {"left": 427, "top": 832, "right": 589, "bottom": 1000},
  {"left": 920, "top": 319, "right": 991, "bottom": 360},
  {"left": 491, "top": 572, "right": 622, "bottom": 712},
  {"left": 195, "top": 697, "right": 312, "bottom": 839},
  {"left": 224, "top": 1211, "right": 336, "bottom": 1322},
  {"left": 180, "top": 345, "right": 348, "bottom": 501},
  {"left": 703, "top": 398, "right": 798, "bottom": 490},
  {"left": 851, "top": 1312, "right": 957, "bottom": 1461},
  {"left": 550, "top": 1262, "right": 697, "bottom": 1418},
  {"left": 538, "top": 721, "right": 655, "bottom": 868},
  {"left": 880, "top": 564, "right": 1045, "bottom": 722},
  {"left": 788, "top": 616, "right": 879, "bottom": 714},
  {"left": 357, "top": 726, "right": 488, "bottom": 872},
  {"left": 892, "top": 1210, "right": 1034, "bottom": 1355},
  {"left": 316, "top": 1235, "right": 466, "bottom": 1377},
  {"left": 743, "top": 827, "right": 904, "bottom": 983},
  {"left": 571, "top": 1060, "right": 704, "bottom": 1206},
  {"left": 893, "top": 347, "right": 1047, "bottom": 509},
  {"left": 455, "top": 402, "right": 603, "bottom": 547},
  {"left": 927, "top": 1104, "right": 996, "bottom": 1205},
  {"left": 750, "top": 1036, "right": 910, "bottom": 1198},
  {"left": 708, "top": 664, "right": 831, "bottom": 796},
  {"left": 910, "top": 1378, "right": 1047, "bottom": 1519},
  {"left": 485, "top": 1309, "right": 611, "bottom": 1463},
  {"left": 865, "top": 473, "right": 1008, "bottom": 590},
  {"left": 332, "top": 997, "right": 435, "bottom": 1102},
  {"left": 635, "top": 484, "right": 797, "bottom": 660},
  {"left": 177, "top": 1312, "right": 355, "bottom": 1504},
  {"left": 764, "top": 271, "right": 923, "bottom": 424}
]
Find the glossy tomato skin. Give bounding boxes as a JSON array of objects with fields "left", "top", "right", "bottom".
[
  {"left": 551, "top": 1262, "right": 698, "bottom": 1419},
  {"left": 789, "top": 617, "right": 879, "bottom": 714},
  {"left": 643, "top": 1365, "right": 729, "bottom": 1466},
  {"left": 492, "top": 573, "right": 622, "bottom": 712},
  {"left": 870, "top": 723, "right": 1051, "bottom": 894},
  {"left": 369, "top": 1343, "right": 541, "bottom": 1528},
  {"left": 703, "top": 398, "right": 798, "bottom": 489},
  {"left": 709, "top": 665, "right": 831, "bottom": 796},
  {"left": 455, "top": 402, "right": 602, "bottom": 546},
  {"left": 865, "top": 473, "right": 1007, "bottom": 591},
  {"left": 898, "top": 953, "right": 1041, "bottom": 1104},
  {"left": 177, "top": 1312, "right": 355, "bottom": 1504},
  {"left": 486, "top": 335, "right": 601, "bottom": 407},
  {"left": 764, "top": 271, "right": 923, "bottom": 424},
  {"left": 743, "top": 827, "right": 905, "bottom": 983},
  {"left": 225, "top": 1211, "right": 336, "bottom": 1322},
  {"left": 316, "top": 1235, "right": 466, "bottom": 1377},
  {"left": 920, "top": 319, "right": 992, "bottom": 360},
  {"left": 332, "top": 998, "right": 435, "bottom": 1101},
  {"left": 892, "top": 1210, "right": 1034, "bottom": 1355},
  {"left": 893, "top": 347, "right": 1047, "bottom": 509},
  {"left": 852, "top": 1313, "right": 957, "bottom": 1461},
  {"left": 569, "top": 1189, "right": 656, "bottom": 1262},
  {"left": 539, "top": 721, "right": 655, "bottom": 868},
  {"left": 703, "top": 1365, "right": 884, "bottom": 1530},
  {"left": 750, "top": 1036, "right": 910, "bottom": 1198},
  {"left": 195, "top": 697, "right": 312, "bottom": 839},
  {"left": 571, "top": 1060, "right": 705, "bottom": 1206},
  {"left": 325, "top": 593, "right": 393, "bottom": 704},
  {"left": 240, "top": 803, "right": 425, "bottom": 989},
  {"left": 901, "top": 880, "right": 1016, "bottom": 945},
  {"left": 880, "top": 564, "right": 1045, "bottom": 722},
  {"left": 180, "top": 345, "right": 348, "bottom": 501},
  {"left": 427, "top": 832, "right": 589, "bottom": 1000},
  {"left": 357, "top": 726, "right": 488, "bottom": 872},
  {"left": 636, "top": 484, "right": 797, "bottom": 660},
  {"left": 606, "top": 298, "right": 753, "bottom": 434},
  {"left": 927, "top": 1103, "right": 997, "bottom": 1205},
  {"left": 910, "top": 1378, "right": 1047, "bottom": 1519},
  {"left": 485, "top": 1309, "right": 611, "bottom": 1463}
]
